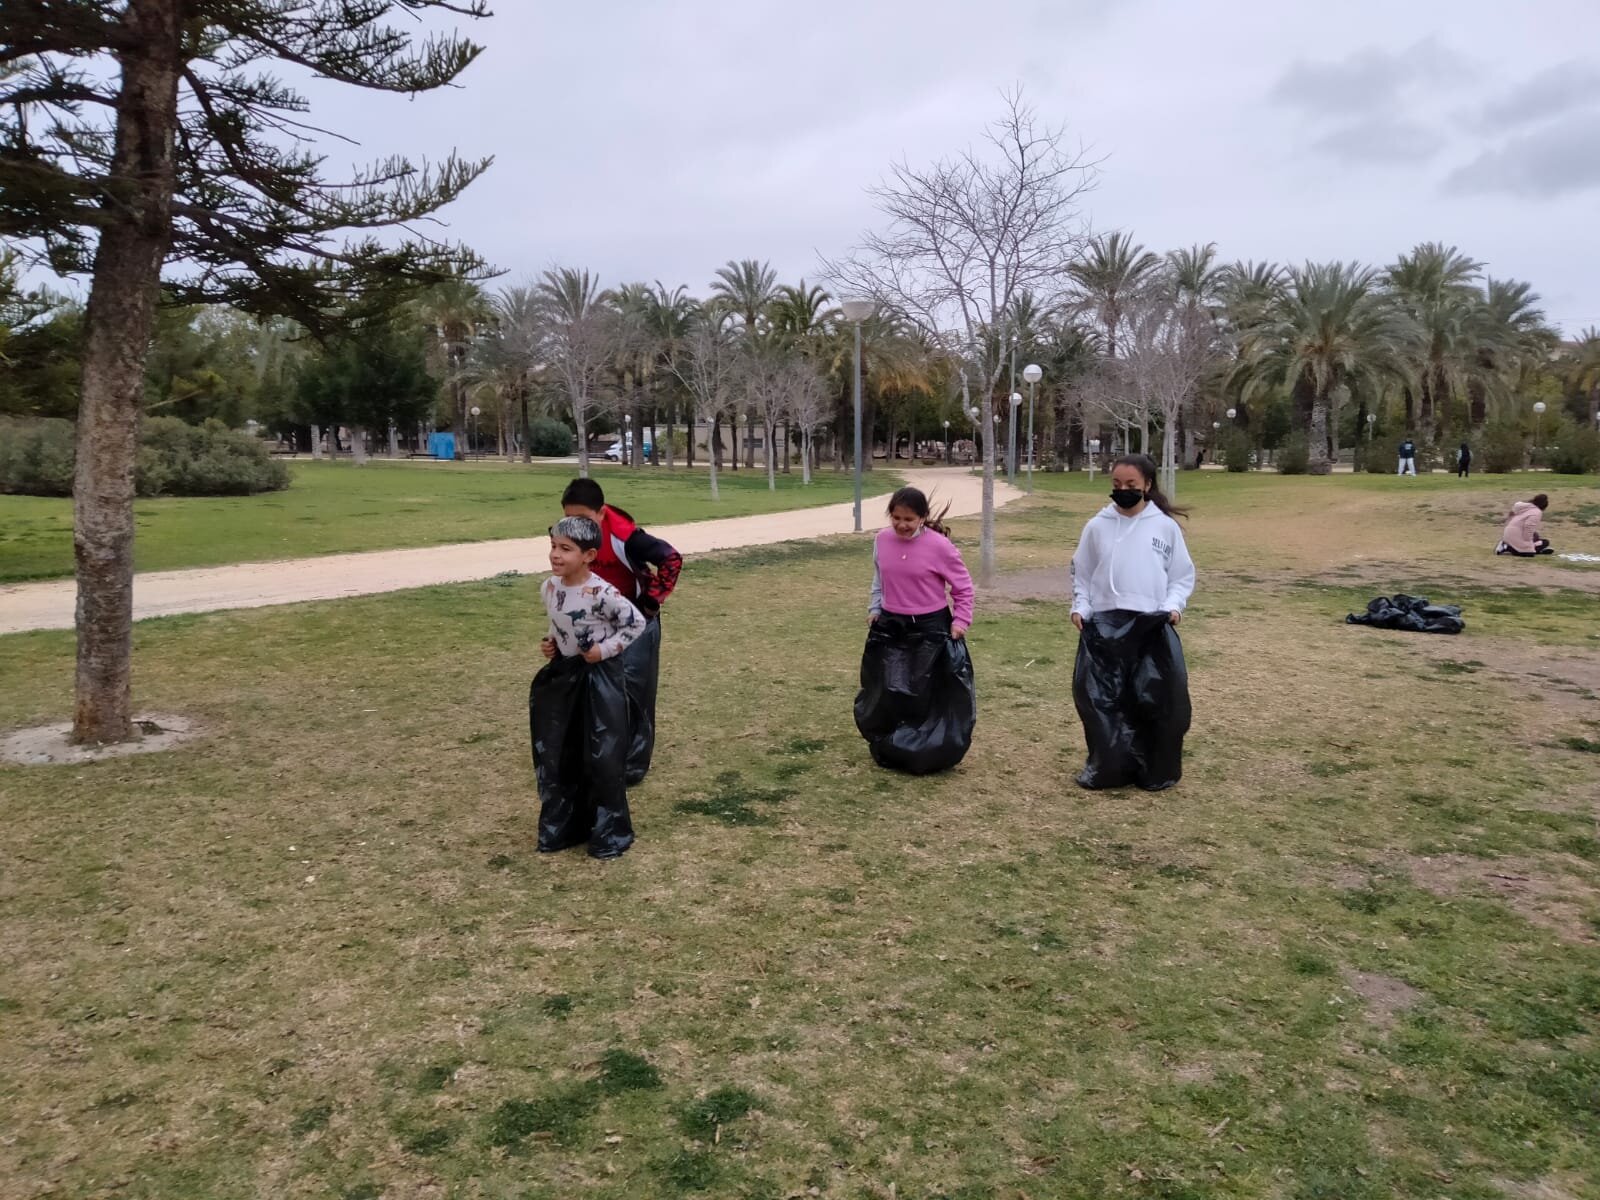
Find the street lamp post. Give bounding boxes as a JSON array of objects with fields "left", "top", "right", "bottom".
[
  {"left": 469, "top": 405, "right": 481, "bottom": 459},
  {"left": 1533, "top": 400, "right": 1546, "bottom": 465},
  {"left": 1007, "top": 392, "right": 1022, "bottom": 483},
  {"left": 1022, "top": 363, "right": 1042, "bottom": 491},
  {"left": 1088, "top": 437, "right": 1101, "bottom": 484},
  {"left": 841, "top": 299, "right": 875, "bottom": 531},
  {"left": 624, "top": 413, "right": 632, "bottom": 468},
  {"left": 943, "top": 419, "right": 951, "bottom": 465}
]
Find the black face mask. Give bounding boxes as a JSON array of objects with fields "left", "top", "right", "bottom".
[{"left": 1110, "top": 488, "right": 1145, "bottom": 510}]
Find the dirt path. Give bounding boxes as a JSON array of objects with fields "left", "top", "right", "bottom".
[{"left": 0, "top": 469, "right": 1021, "bottom": 634}]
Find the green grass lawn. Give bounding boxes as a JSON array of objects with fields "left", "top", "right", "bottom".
[
  {"left": 2, "top": 478, "right": 1598, "bottom": 1198},
  {"left": 0, "top": 459, "right": 898, "bottom": 583}
]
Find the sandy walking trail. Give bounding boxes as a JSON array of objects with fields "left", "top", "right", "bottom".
[{"left": 0, "top": 469, "right": 1022, "bottom": 635}]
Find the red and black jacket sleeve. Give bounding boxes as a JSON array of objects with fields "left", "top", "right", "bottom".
[{"left": 625, "top": 527, "right": 682, "bottom": 616}]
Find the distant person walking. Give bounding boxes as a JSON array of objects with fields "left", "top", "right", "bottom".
[
  {"left": 1457, "top": 441, "right": 1472, "bottom": 479},
  {"left": 1495, "top": 494, "right": 1554, "bottom": 556},
  {"left": 1397, "top": 437, "right": 1418, "bottom": 476}
]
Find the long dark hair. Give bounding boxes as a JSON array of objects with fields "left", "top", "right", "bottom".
[
  {"left": 887, "top": 485, "right": 953, "bottom": 536},
  {"left": 1112, "top": 453, "right": 1191, "bottom": 520}
]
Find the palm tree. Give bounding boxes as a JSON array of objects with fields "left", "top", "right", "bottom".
[
  {"left": 642, "top": 282, "right": 696, "bottom": 467},
  {"left": 1233, "top": 262, "right": 1417, "bottom": 473},
  {"left": 1166, "top": 244, "right": 1225, "bottom": 465},
  {"left": 769, "top": 281, "right": 837, "bottom": 472},
  {"left": 711, "top": 259, "right": 778, "bottom": 468},
  {"left": 1067, "top": 232, "right": 1161, "bottom": 358},
  {"left": 468, "top": 285, "right": 542, "bottom": 463},
  {"left": 1567, "top": 326, "right": 1600, "bottom": 429},
  {"left": 1468, "top": 278, "right": 1557, "bottom": 425},
  {"left": 417, "top": 275, "right": 491, "bottom": 438},
  {"left": 1385, "top": 242, "right": 1484, "bottom": 440}
]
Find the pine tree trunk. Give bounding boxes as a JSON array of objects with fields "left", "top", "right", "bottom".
[{"left": 71, "top": 0, "right": 184, "bottom": 744}]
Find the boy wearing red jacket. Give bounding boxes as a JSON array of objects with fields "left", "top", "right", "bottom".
[{"left": 560, "top": 478, "right": 683, "bottom": 784}]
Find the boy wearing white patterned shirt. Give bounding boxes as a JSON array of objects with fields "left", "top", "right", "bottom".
[{"left": 530, "top": 516, "right": 644, "bottom": 858}]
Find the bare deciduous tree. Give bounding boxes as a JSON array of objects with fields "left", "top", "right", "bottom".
[
  {"left": 782, "top": 360, "right": 833, "bottom": 485},
  {"left": 668, "top": 310, "right": 738, "bottom": 501},
  {"left": 825, "top": 88, "right": 1096, "bottom": 582},
  {"left": 535, "top": 267, "right": 616, "bottom": 478}
]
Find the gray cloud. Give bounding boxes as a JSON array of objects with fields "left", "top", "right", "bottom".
[
  {"left": 1444, "top": 117, "right": 1600, "bottom": 196},
  {"left": 1312, "top": 119, "right": 1442, "bottom": 164},
  {"left": 1480, "top": 60, "right": 1600, "bottom": 130},
  {"left": 1271, "top": 38, "right": 1469, "bottom": 116}
]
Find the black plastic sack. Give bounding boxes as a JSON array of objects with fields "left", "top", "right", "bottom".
[
  {"left": 528, "top": 654, "right": 634, "bottom": 858},
  {"left": 1073, "top": 609, "right": 1191, "bottom": 792},
  {"left": 1345, "top": 594, "right": 1464, "bottom": 635},
  {"left": 620, "top": 615, "right": 661, "bottom": 787},
  {"left": 854, "top": 609, "right": 976, "bottom": 775}
]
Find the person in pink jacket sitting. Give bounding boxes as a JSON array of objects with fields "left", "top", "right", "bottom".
[
  {"left": 1495, "top": 494, "right": 1553, "bottom": 556},
  {"left": 855, "top": 486, "right": 978, "bottom": 774}
]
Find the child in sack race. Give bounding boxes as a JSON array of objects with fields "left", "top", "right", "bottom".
[{"left": 530, "top": 516, "right": 645, "bottom": 859}]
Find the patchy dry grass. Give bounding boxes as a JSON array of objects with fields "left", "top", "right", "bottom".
[{"left": 1, "top": 475, "right": 1598, "bottom": 1198}]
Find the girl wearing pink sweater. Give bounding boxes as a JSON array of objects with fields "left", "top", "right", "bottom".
[{"left": 855, "top": 487, "right": 978, "bottom": 774}]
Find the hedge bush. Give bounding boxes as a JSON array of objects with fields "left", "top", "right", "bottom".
[
  {"left": 1478, "top": 423, "right": 1526, "bottom": 473},
  {"left": 1546, "top": 422, "right": 1600, "bottom": 475},
  {"left": 1219, "top": 428, "right": 1252, "bottom": 472},
  {"left": 0, "top": 417, "right": 76, "bottom": 495},
  {"left": 0, "top": 416, "right": 288, "bottom": 497},
  {"left": 1275, "top": 433, "right": 1310, "bottom": 475},
  {"left": 527, "top": 418, "right": 574, "bottom": 457}
]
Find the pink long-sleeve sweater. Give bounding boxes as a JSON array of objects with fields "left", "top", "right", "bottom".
[
  {"left": 1500, "top": 501, "right": 1544, "bottom": 553},
  {"left": 870, "top": 526, "right": 975, "bottom": 626}
]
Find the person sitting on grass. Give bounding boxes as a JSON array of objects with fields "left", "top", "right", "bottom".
[
  {"left": 560, "top": 478, "right": 683, "bottom": 786},
  {"left": 1495, "top": 493, "right": 1554, "bottom": 556},
  {"left": 531, "top": 516, "right": 645, "bottom": 859}
]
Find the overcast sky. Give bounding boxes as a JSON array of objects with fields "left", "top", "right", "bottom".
[{"left": 297, "top": 1, "right": 1598, "bottom": 335}]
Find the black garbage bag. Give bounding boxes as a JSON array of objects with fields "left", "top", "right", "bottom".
[
  {"left": 1073, "top": 609, "right": 1191, "bottom": 792},
  {"left": 620, "top": 615, "right": 661, "bottom": 786},
  {"left": 854, "top": 609, "right": 976, "bottom": 775},
  {"left": 528, "top": 654, "right": 634, "bottom": 858},
  {"left": 1345, "top": 593, "right": 1464, "bottom": 635}
]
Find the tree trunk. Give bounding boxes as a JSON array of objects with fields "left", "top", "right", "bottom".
[
  {"left": 351, "top": 425, "right": 369, "bottom": 465},
  {"left": 1308, "top": 388, "right": 1333, "bottom": 474},
  {"left": 388, "top": 423, "right": 400, "bottom": 458},
  {"left": 575, "top": 399, "right": 590, "bottom": 478},
  {"left": 685, "top": 407, "right": 695, "bottom": 467},
  {"left": 71, "top": 0, "right": 184, "bottom": 744},
  {"left": 310, "top": 422, "right": 324, "bottom": 460},
  {"left": 518, "top": 387, "right": 531, "bottom": 464},
  {"left": 801, "top": 430, "right": 813, "bottom": 484},
  {"left": 765, "top": 418, "right": 777, "bottom": 491},
  {"left": 743, "top": 404, "right": 755, "bottom": 469},
  {"left": 707, "top": 411, "right": 720, "bottom": 500},
  {"left": 781, "top": 420, "right": 791, "bottom": 473}
]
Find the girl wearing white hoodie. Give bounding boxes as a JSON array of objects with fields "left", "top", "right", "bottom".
[{"left": 1069, "top": 454, "right": 1196, "bottom": 791}]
